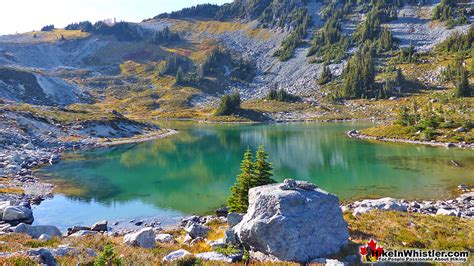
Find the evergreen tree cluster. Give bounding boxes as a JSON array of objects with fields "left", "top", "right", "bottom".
[
  {"left": 432, "top": 0, "right": 469, "bottom": 28},
  {"left": 307, "top": 9, "right": 349, "bottom": 63},
  {"left": 273, "top": 8, "right": 312, "bottom": 61},
  {"left": 41, "top": 25, "right": 55, "bottom": 32},
  {"left": 65, "top": 21, "right": 93, "bottom": 31},
  {"left": 159, "top": 48, "right": 255, "bottom": 86},
  {"left": 160, "top": 54, "right": 192, "bottom": 76},
  {"left": 265, "top": 88, "right": 299, "bottom": 102},
  {"left": 155, "top": 0, "right": 310, "bottom": 30},
  {"left": 435, "top": 26, "right": 473, "bottom": 54},
  {"left": 215, "top": 93, "right": 241, "bottom": 116},
  {"left": 395, "top": 99, "right": 473, "bottom": 141},
  {"left": 396, "top": 44, "right": 417, "bottom": 63},
  {"left": 441, "top": 52, "right": 472, "bottom": 97},
  {"left": 353, "top": 10, "right": 381, "bottom": 43},
  {"left": 353, "top": 0, "right": 399, "bottom": 43},
  {"left": 228, "top": 146, "right": 276, "bottom": 213},
  {"left": 159, "top": 55, "right": 203, "bottom": 85},
  {"left": 433, "top": 0, "right": 455, "bottom": 21},
  {"left": 377, "top": 27, "right": 395, "bottom": 52},
  {"left": 151, "top": 27, "right": 180, "bottom": 45},
  {"left": 318, "top": 65, "right": 333, "bottom": 85},
  {"left": 341, "top": 44, "right": 376, "bottom": 98},
  {"left": 92, "top": 21, "right": 143, "bottom": 42},
  {"left": 201, "top": 48, "right": 256, "bottom": 82},
  {"left": 154, "top": 4, "right": 221, "bottom": 19},
  {"left": 378, "top": 67, "right": 405, "bottom": 99}
]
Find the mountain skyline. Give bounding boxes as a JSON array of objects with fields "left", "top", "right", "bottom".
[{"left": 0, "top": 0, "right": 232, "bottom": 35}]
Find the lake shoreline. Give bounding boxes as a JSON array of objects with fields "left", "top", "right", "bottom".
[
  {"left": 0, "top": 128, "right": 178, "bottom": 206},
  {"left": 1, "top": 120, "right": 472, "bottom": 236},
  {"left": 347, "top": 130, "right": 474, "bottom": 150}
]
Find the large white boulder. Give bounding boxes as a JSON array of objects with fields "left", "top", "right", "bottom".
[
  {"left": 233, "top": 179, "right": 349, "bottom": 263},
  {"left": 2, "top": 206, "right": 34, "bottom": 224},
  {"left": 13, "top": 223, "right": 61, "bottom": 239},
  {"left": 123, "top": 227, "right": 156, "bottom": 249}
]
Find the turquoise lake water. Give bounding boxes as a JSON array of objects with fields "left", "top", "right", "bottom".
[{"left": 35, "top": 122, "right": 474, "bottom": 229}]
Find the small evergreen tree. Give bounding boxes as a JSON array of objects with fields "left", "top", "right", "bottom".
[
  {"left": 175, "top": 66, "right": 184, "bottom": 85},
  {"left": 227, "top": 146, "right": 276, "bottom": 213},
  {"left": 377, "top": 27, "right": 394, "bottom": 51},
  {"left": 215, "top": 93, "right": 241, "bottom": 116},
  {"left": 318, "top": 66, "right": 332, "bottom": 85},
  {"left": 253, "top": 145, "right": 275, "bottom": 186},
  {"left": 455, "top": 67, "right": 471, "bottom": 97},
  {"left": 396, "top": 106, "right": 410, "bottom": 126},
  {"left": 228, "top": 148, "right": 254, "bottom": 213},
  {"left": 94, "top": 244, "right": 122, "bottom": 266}
]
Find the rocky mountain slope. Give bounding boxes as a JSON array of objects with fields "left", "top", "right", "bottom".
[{"left": 0, "top": 0, "right": 471, "bottom": 108}]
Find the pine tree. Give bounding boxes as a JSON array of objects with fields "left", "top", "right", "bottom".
[
  {"left": 253, "top": 145, "right": 275, "bottom": 186},
  {"left": 227, "top": 148, "right": 255, "bottom": 213},
  {"left": 318, "top": 66, "right": 332, "bottom": 85},
  {"left": 227, "top": 146, "right": 276, "bottom": 213},
  {"left": 396, "top": 106, "right": 410, "bottom": 126},
  {"left": 378, "top": 27, "right": 394, "bottom": 51},
  {"left": 175, "top": 66, "right": 184, "bottom": 85},
  {"left": 341, "top": 45, "right": 375, "bottom": 98},
  {"left": 455, "top": 67, "right": 471, "bottom": 97}
]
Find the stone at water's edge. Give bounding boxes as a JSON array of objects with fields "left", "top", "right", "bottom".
[
  {"left": 233, "top": 179, "right": 349, "bottom": 263},
  {"left": 13, "top": 223, "right": 61, "bottom": 239},
  {"left": 123, "top": 227, "right": 156, "bottom": 249},
  {"left": 2, "top": 205, "right": 34, "bottom": 225}
]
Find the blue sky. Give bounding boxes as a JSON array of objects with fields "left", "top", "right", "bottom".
[{"left": 0, "top": 0, "right": 232, "bottom": 35}]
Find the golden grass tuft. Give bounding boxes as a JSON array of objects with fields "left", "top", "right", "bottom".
[{"left": 0, "top": 187, "right": 25, "bottom": 194}]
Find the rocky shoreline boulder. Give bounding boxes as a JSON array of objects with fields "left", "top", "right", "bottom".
[
  {"left": 13, "top": 223, "right": 61, "bottom": 239},
  {"left": 233, "top": 179, "right": 349, "bottom": 263},
  {"left": 0, "top": 201, "right": 34, "bottom": 225},
  {"left": 123, "top": 227, "right": 156, "bottom": 249}
]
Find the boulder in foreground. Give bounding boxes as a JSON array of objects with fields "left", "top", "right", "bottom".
[
  {"left": 233, "top": 179, "right": 349, "bottom": 263},
  {"left": 13, "top": 223, "right": 61, "bottom": 239},
  {"left": 123, "top": 227, "right": 156, "bottom": 249}
]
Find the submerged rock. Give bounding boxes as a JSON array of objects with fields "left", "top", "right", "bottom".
[{"left": 233, "top": 179, "right": 348, "bottom": 263}]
